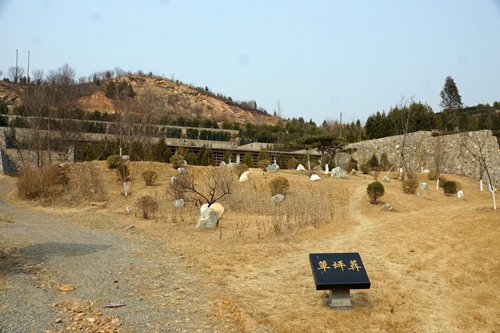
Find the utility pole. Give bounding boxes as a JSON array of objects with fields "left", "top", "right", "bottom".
[
  {"left": 339, "top": 112, "right": 342, "bottom": 137},
  {"left": 27, "top": 51, "right": 30, "bottom": 83},
  {"left": 15, "top": 49, "right": 18, "bottom": 83}
]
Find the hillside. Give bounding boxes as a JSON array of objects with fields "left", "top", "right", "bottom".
[{"left": 0, "top": 75, "right": 283, "bottom": 126}]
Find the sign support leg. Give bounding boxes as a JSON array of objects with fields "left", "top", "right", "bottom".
[{"left": 327, "top": 288, "right": 353, "bottom": 311}]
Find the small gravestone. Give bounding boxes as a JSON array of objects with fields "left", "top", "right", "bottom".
[
  {"left": 219, "top": 161, "right": 227, "bottom": 168},
  {"left": 419, "top": 182, "right": 429, "bottom": 190},
  {"left": 271, "top": 194, "right": 285, "bottom": 203},
  {"left": 177, "top": 167, "right": 187, "bottom": 175},
  {"left": 170, "top": 176, "right": 177, "bottom": 185},
  {"left": 297, "top": 164, "right": 306, "bottom": 171},
  {"left": 350, "top": 169, "right": 358, "bottom": 175},
  {"left": 382, "top": 176, "right": 390, "bottom": 183},
  {"left": 417, "top": 191, "right": 424, "bottom": 198},
  {"left": 309, "top": 253, "right": 370, "bottom": 311},
  {"left": 228, "top": 162, "right": 237, "bottom": 168},
  {"left": 324, "top": 164, "right": 329, "bottom": 175},
  {"left": 310, "top": 174, "right": 321, "bottom": 181},
  {"left": 174, "top": 199, "right": 185, "bottom": 208},
  {"left": 423, "top": 169, "right": 430, "bottom": 174},
  {"left": 267, "top": 164, "right": 278, "bottom": 172},
  {"left": 380, "top": 203, "right": 393, "bottom": 211},
  {"left": 457, "top": 190, "right": 464, "bottom": 199},
  {"left": 331, "top": 167, "right": 345, "bottom": 179},
  {"left": 196, "top": 208, "right": 219, "bottom": 228}
]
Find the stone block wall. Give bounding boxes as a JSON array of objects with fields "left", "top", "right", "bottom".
[{"left": 338, "top": 130, "right": 500, "bottom": 187}]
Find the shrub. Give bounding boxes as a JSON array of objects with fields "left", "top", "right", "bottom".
[
  {"left": 142, "top": 170, "right": 158, "bottom": 186},
  {"left": 129, "top": 140, "right": 144, "bottom": 161},
  {"left": 269, "top": 176, "right": 290, "bottom": 196},
  {"left": 443, "top": 181, "right": 458, "bottom": 196},
  {"left": 257, "top": 149, "right": 270, "bottom": 163},
  {"left": 345, "top": 158, "right": 358, "bottom": 173},
  {"left": 259, "top": 159, "right": 270, "bottom": 171},
  {"left": 234, "top": 163, "right": 249, "bottom": 178},
  {"left": 359, "top": 163, "right": 370, "bottom": 174},
  {"left": 170, "top": 154, "right": 185, "bottom": 169},
  {"left": 200, "top": 148, "right": 215, "bottom": 166},
  {"left": 427, "top": 171, "right": 437, "bottom": 181},
  {"left": 135, "top": 195, "right": 158, "bottom": 219},
  {"left": 16, "top": 165, "right": 64, "bottom": 201},
  {"left": 183, "top": 151, "right": 198, "bottom": 165},
  {"left": 79, "top": 143, "right": 97, "bottom": 162},
  {"left": 153, "top": 138, "right": 172, "bottom": 163},
  {"left": 242, "top": 152, "right": 254, "bottom": 168},
  {"left": 402, "top": 179, "right": 419, "bottom": 194},
  {"left": 438, "top": 176, "right": 448, "bottom": 187},
  {"left": 367, "top": 153, "right": 379, "bottom": 168},
  {"left": 287, "top": 157, "right": 299, "bottom": 170},
  {"left": 380, "top": 152, "right": 389, "bottom": 171},
  {"left": 366, "top": 181, "right": 384, "bottom": 204},
  {"left": 117, "top": 164, "right": 130, "bottom": 181},
  {"left": 106, "top": 154, "right": 122, "bottom": 169}
]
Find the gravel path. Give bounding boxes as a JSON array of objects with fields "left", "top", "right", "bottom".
[{"left": 0, "top": 177, "right": 230, "bottom": 333}]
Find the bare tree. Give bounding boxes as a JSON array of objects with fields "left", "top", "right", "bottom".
[
  {"left": 433, "top": 136, "right": 450, "bottom": 189},
  {"left": 458, "top": 131, "right": 497, "bottom": 210},
  {"left": 46, "top": 63, "right": 76, "bottom": 85},
  {"left": 392, "top": 95, "right": 417, "bottom": 175},
  {"left": 31, "top": 69, "right": 45, "bottom": 85},
  {"left": 114, "top": 67, "right": 126, "bottom": 77},
  {"left": 168, "top": 167, "right": 234, "bottom": 208},
  {"left": 8, "top": 65, "right": 25, "bottom": 83},
  {"left": 415, "top": 140, "right": 428, "bottom": 173}
]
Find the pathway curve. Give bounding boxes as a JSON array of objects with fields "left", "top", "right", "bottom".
[{"left": 0, "top": 177, "right": 231, "bottom": 333}]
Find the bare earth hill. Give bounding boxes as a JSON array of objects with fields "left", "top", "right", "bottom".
[{"left": 0, "top": 76, "right": 283, "bottom": 126}]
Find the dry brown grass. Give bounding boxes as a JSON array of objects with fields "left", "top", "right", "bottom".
[{"left": 7, "top": 161, "right": 500, "bottom": 332}]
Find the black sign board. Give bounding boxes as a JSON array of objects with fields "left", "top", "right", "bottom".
[{"left": 309, "top": 252, "right": 370, "bottom": 290}]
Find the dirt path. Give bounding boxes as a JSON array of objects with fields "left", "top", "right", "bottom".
[{"left": 0, "top": 177, "right": 234, "bottom": 333}]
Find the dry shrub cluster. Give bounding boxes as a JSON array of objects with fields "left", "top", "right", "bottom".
[
  {"left": 223, "top": 178, "right": 341, "bottom": 240},
  {"left": 16, "top": 165, "right": 68, "bottom": 203},
  {"left": 135, "top": 195, "right": 159, "bottom": 219},
  {"left": 70, "top": 162, "right": 108, "bottom": 203}
]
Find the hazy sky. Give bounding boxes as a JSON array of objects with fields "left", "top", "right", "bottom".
[{"left": 1, "top": 1, "right": 499, "bottom": 125}]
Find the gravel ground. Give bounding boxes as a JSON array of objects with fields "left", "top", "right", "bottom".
[{"left": 0, "top": 177, "right": 232, "bottom": 333}]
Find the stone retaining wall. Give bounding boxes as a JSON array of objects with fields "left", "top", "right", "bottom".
[{"left": 338, "top": 130, "right": 500, "bottom": 187}]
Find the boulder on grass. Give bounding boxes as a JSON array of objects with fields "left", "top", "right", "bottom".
[
  {"left": 209, "top": 202, "right": 225, "bottom": 218},
  {"left": 200, "top": 203, "right": 209, "bottom": 213},
  {"left": 419, "top": 182, "right": 429, "bottom": 190},
  {"left": 310, "top": 174, "right": 321, "bottom": 181},
  {"left": 297, "top": 164, "right": 306, "bottom": 171},
  {"left": 380, "top": 203, "right": 393, "bottom": 212},
  {"left": 174, "top": 199, "right": 185, "bottom": 208},
  {"left": 196, "top": 208, "right": 219, "bottom": 228},
  {"left": 200, "top": 203, "right": 225, "bottom": 218},
  {"left": 271, "top": 194, "right": 285, "bottom": 203},
  {"left": 239, "top": 171, "right": 250, "bottom": 182},
  {"left": 331, "top": 167, "right": 345, "bottom": 179}
]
